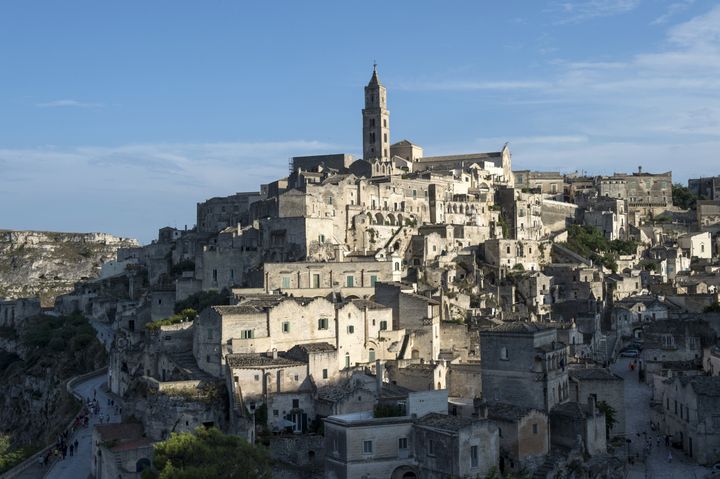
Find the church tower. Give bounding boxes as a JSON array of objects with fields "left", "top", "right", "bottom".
[{"left": 362, "top": 64, "right": 390, "bottom": 160}]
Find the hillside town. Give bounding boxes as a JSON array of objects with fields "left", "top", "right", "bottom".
[{"left": 3, "top": 66, "right": 720, "bottom": 479}]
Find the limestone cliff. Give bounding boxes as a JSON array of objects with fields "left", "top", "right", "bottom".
[
  {"left": 0, "top": 230, "right": 138, "bottom": 306},
  {"left": 0, "top": 313, "right": 107, "bottom": 450}
]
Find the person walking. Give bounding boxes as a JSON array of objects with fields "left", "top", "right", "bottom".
[{"left": 667, "top": 451, "right": 672, "bottom": 463}]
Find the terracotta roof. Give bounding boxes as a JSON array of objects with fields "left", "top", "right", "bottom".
[
  {"left": 415, "top": 412, "right": 475, "bottom": 431},
  {"left": 569, "top": 368, "right": 622, "bottom": 381},
  {"left": 484, "top": 402, "right": 542, "bottom": 422},
  {"left": 486, "top": 321, "right": 548, "bottom": 334},
  {"left": 95, "top": 422, "right": 144, "bottom": 442},
  {"left": 225, "top": 354, "right": 305, "bottom": 369}
]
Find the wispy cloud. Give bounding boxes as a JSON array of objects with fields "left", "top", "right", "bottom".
[
  {"left": 36, "top": 99, "right": 104, "bottom": 108},
  {"left": 396, "top": 80, "right": 550, "bottom": 92},
  {"left": 551, "top": 0, "right": 641, "bottom": 24},
  {"left": 651, "top": 0, "right": 695, "bottom": 25},
  {"left": 0, "top": 140, "right": 340, "bottom": 242}
]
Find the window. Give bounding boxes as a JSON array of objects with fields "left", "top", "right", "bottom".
[
  {"left": 292, "top": 399, "right": 299, "bottom": 408},
  {"left": 273, "top": 409, "right": 279, "bottom": 417},
  {"left": 322, "top": 369, "right": 328, "bottom": 379},
  {"left": 319, "top": 234, "right": 325, "bottom": 243},
  {"left": 428, "top": 439, "right": 434, "bottom": 456},
  {"left": 399, "top": 437, "right": 408, "bottom": 451},
  {"left": 346, "top": 276, "right": 354, "bottom": 287},
  {"left": 241, "top": 329, "right": 253, "bottom": 339},
  {"left": 281, "top": 276, "right": 291, "bottom": 288},
  {"left": 370, "top": 275, "right": 378, "bottom": 286},
  {"left": 363, "top": 440, "right": 373, "bottom": 454},
  {"left": 532, "top": 423, "right": 538, "bottom": 434},
  {"left": 345, "top": 353, "right": 350, "bottom": 368},
  {"left": 318, "top": 318, "right": 328, "bottom": 330},
  {"left": 500, "top": 347, "right": 509, "bottom": 360},
  {"left": 470, "top": 445, "right": 478, "bottom": 468},
  {"left": 282, "top": 322, "right": 290, "bottom": 333},
  {"left": 347, "top": 325, "right": 355, "bottom": 334},
  {"left": 380, "top": 320, "right": 388, "bottom": 331},
  {"left": 312, "top": 274, "right": 321, "bottom": 288},
  {"left": 212, "top": 269, "right": 218, "bottom": 282},
  {"left": 369, "top": 349, "right": 376, "bottom": 362},
  {"left": 254, "top": 374, "right": 260, "bottom": 381}
]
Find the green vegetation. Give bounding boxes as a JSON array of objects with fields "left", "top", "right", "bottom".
[
  {"left": 672, "top": 183, "right": 697, "bottom": 210},
  {"left": 562, "top": 225, "right": 639, "bottom": 273},
  {"left": 174, "top": 289, "right": 230, "bottom": 314},
  {"left": 704, "top": 302, "right": 720, "bottom": 313},
  {"left": 373, "top": 403, "right": 405, "bottom": 418},
  {"left": 0, "top": 434, "right": 37, "bottom": 474},
  {"left": 497, "top": 213, "right": 510, "bottom": 238},
  {"left": 146, "top": 308, "right": 198, "bottom": 331},
  {"left": 170, "top": 259, "right": 196, "bottom": 276},
  {"left": 597, "top": 400, "right": 617, "bottom": 440},
  {"left": 141, "top": 427, "right": 271, "bottom": 479}
]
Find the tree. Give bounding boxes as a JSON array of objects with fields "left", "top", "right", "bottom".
[
  {"left": 597, "top": 400, "right": 617, "bottom": 439},
  {"left": 142, "top": 427, "right": 272, "bottom": 479},
  {"left": 704, "top": 302, "right": 720, "bottom": 313},
  {"left": 672, "top": 183, "right": 697, "bottom": 210}
]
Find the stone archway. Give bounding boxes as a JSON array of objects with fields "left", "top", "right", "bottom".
[{"left": 391, "top": 466, "right": 418, "bottom": 479}]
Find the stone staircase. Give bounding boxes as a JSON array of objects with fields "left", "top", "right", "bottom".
[{"left": 169, "top": 350, "right": 213, "bottom": 380}]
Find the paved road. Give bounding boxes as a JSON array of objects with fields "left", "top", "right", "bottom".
[
  {"left": 44, "top": 373, "right": 120, "bottom": 479},
  {"left": 611, "top": 358, "right": 712, "bottom": 479},
  {"left": 44, "top": 321, "right": 119, "bottom": 479}
]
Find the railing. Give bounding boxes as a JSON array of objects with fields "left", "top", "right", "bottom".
[{"left": 0, "top": 367, "right": 108, "bottom": 479}]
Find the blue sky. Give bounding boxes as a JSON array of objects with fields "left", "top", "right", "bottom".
[{"left": 1, "top": 1, "right": 719, "bottom": 243}]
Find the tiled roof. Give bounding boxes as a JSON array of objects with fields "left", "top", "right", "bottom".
[
  {"left": 486, "top": 321, "right": 548, "bottom": 334},
  {"left": 225, "top": 354, "right": 305, "bottom": 369},
  {"left": 678, "top": 376, "right": 720, "bottom": 397},
  {"left": 415, "top": 412, "right": 475, "bottom": 431},
  {"left": 569, "top": 368, "right": 622, "bottom": 381},
  {"left": 347, "top": 298, "right": 388, "bottom": 310},
  {"left": 291, "top": 342, "right": 336, "bottom": 353},
  {"left": 484, "top": 402, "right": 541, "bottom": 422},
  {"left": 95, "top": 422, "right": 144, "bottom": 442}
]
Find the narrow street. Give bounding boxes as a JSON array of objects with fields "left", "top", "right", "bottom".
[
  {"left": 611, "top": 358, "right": 712, "bottom": 479},
  {"left": 44, "top": 374, "right": 120, "bottom": 479},
  {"left": 44, "top": 320, "right": 119, "bottom": 479}
]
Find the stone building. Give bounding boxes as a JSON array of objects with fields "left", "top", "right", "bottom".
[
  {"left": 480, "top": 322, "right": 570, "bottom": 411},
  {"left": 598, "top": 169, "right": 672, "bottom": 225},
  {"left": 678, "top": 232, "right": 713, "bottom": 260},
  {"left": 91, "top": 423, "right": 152, "bottom": 479},
  {"left": 323, "top": 401, "right": 499, "bottom": 479},
  {"left": 656, "top": 375, "right": 720, "bottom": 464},
  {"left": 196, "top": 191, "right": 264, "bottom": 233},
  {"left": 549, "top": 397, "right": 607, "bottom": 456},
  {"left": 568, "top": 367, "right": 625, "bottom": 437},
  {"left": 483, "top": 239, "right": 549, "bottom": 273},
  {"left": 689, "top": 175, "right": 720, "bottom": 200},
  {"left": 259, "top": 258, "right": 398, "bottom": 295},
  {"left": 483, "top": 401, "right": 549, "bottom": 475}
]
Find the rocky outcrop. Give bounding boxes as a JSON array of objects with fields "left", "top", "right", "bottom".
[
  {"left": 0, "top": 230, "right": 138, "bottom": 306},
  {"left": 0, "top": 313, "right": 106, "bottom": 448}
]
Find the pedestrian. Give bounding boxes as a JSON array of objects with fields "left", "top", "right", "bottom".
[
  {"left": 74, "top": 439, "right": 79, "bottom": 450},
  {"left": 667, "top": 451, "right": 672, "bottom": 463},
  {"left": 69, "top": 444, "right": 74, "bottom": 457},
  {"left": 111, "top": 399, "right": 114, "bottom": 407}
]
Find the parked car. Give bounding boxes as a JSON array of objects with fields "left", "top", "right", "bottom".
[{"left": 620, "top": 349, "right": 639, "bottom": 358}]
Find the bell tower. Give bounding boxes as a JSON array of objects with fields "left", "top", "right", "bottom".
[{"left": 362, "top": 64, "right": 390, "bottom": 160}]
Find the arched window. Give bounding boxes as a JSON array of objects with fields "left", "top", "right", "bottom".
[{"left": 344, "top": 353, "right": 350, "bottom": 369}]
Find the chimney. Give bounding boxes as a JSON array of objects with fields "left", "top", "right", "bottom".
[
  {"left": 588, "top": 394, "right": 597, "bottom": 415},
  {"left": 375, "top": 359, "right": 384, "bottom": 393},
  {"left": 271, "top": 348, "right": 278, "bottom": 360}
]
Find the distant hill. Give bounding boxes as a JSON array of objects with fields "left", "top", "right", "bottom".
[{"left": 0, "top": 230, "right": 138, "bottom": 306}]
